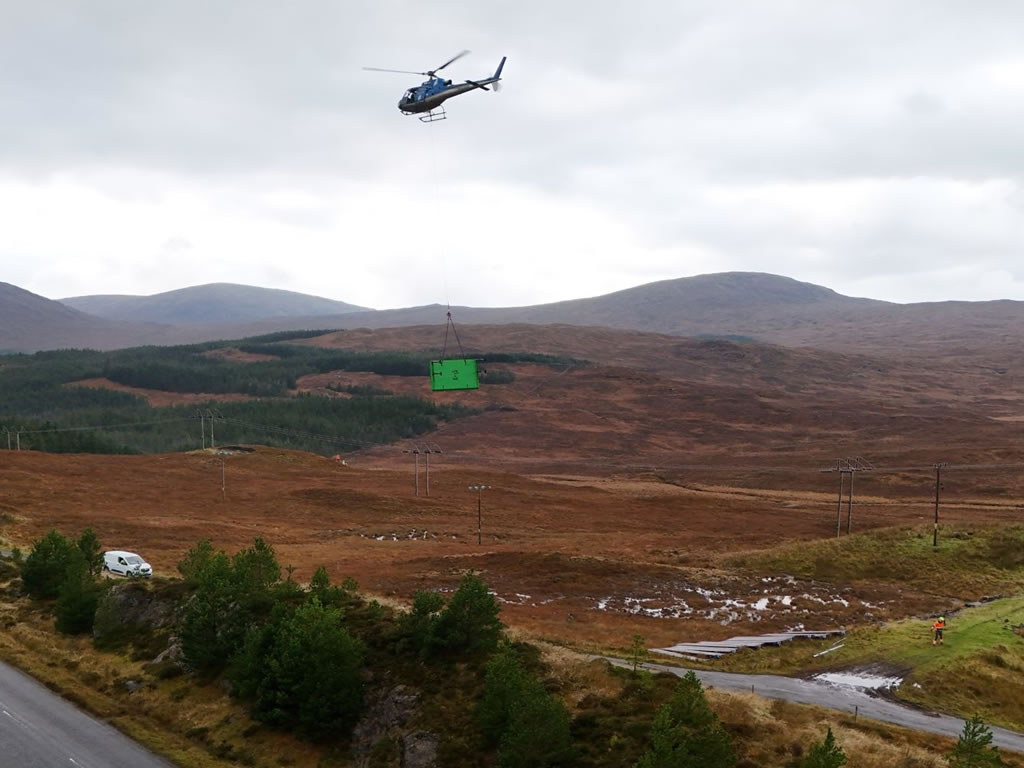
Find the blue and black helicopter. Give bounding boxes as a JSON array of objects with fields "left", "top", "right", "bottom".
[{"left": 363, "top": 50, "right": 506, "bottom": 122}]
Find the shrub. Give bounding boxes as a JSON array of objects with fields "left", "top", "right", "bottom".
[
  {"left": 630, "top": 633, "right": 648, "bottom": 674},
  {"left": 432, "top": 572, "right": 502, "bottom": 657},
  {"left": 230, "top": 599, "right": 364, "bottom": 740},
  {"left": 22, "top": 530, "right": 77, "bottom": 599},
  {"left": 399, "top": 590, "right": 445, "bottom": 656},
  {"left": 947, "top": 714, "right": 1005, "bottom": 767},
  {"left": 55, "top": 550, "right": 102, "bottom": 634},
  {"left": 498, "top": 691, "right": 574, "bottom": 768},
  {"left": 309, "top": 565, "right": 345, "bottom": 606},
  {"left": 801, "top": 728, "right": 847, "bottom": 768},
  {"left": 478, "top": 646, "right": 535, "bottom": 743},
  {"left": 231, "top": 537, "right": 281, "bottom": 597},
  {"left": 76, "top": 528, "right": 103, "bottom": 577},
  {"left": 177, "top": 539, "right": 216, "bottom": 587},
  {"left": 478, "top": 645, "right": 574, "bottom": 767},
  {"left": 179, "top": 538, "right": 282, "bottom": 674}
]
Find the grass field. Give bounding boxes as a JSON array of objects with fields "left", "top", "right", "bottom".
[
  {"left": 726, "top": 524, "right": 1024, "bottom": 598},
  {"left": 710, "top": 596, "right": 1024, "bottom": 731}
]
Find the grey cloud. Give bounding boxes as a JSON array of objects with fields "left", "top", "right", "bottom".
[{"left": 4, "top": 0, "right": 1024, "bottom": 304}]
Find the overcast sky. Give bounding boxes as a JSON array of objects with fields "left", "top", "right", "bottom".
[{"left": 2, "top": 1, "right": 1023, "bottom": 309}]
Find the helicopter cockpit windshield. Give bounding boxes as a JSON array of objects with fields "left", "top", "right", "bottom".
[{"left": 403, "top": 89, "right": 418, "bottom": 103}]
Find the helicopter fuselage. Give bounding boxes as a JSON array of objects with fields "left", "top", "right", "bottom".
[
  {"left": 399, "top": 79, "right": 485, "bottom": 114},
  {"left": 398, "top": 57, "right": 505, "bottom": 116}
]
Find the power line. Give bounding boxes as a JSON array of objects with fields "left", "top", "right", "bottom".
[
  {"left": 215, "top": 416, "right": 371, "bottom": 451},
  {"left": 17, "top": 417, "right": 192, "bottom": 435}
]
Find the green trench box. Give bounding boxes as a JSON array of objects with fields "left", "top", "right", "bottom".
[{"left": 430, "top": 359, "right": 480, "bottom": 391}]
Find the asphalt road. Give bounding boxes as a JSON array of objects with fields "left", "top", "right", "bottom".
[
  {"left": 609, "top": 658, "right": 1024, "bottom": 754},
  {"left": 0, "top": 660, "right": 175, "bottom": 768}
]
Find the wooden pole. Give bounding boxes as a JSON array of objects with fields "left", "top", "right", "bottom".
[
  {"left": 836, "top": 469, "right": 844, "bottom": 537},
  {"left": 845, "top": 470, "right": 855, "bottom": 534}
]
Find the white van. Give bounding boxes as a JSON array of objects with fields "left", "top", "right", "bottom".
[{"left": 103, "top": 551, "right": 153, "bottom": 578}]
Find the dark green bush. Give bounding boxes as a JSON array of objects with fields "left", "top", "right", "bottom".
[
  {"left": 55, "top": 550, "right": 102, "bottom": 634},
  {"left": 230, "top": 599, "right": 364, "bottom": 740},
  {"left": 21, "top": 530, "right": 77, "bottom": 599}
]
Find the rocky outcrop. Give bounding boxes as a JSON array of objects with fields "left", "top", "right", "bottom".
[
  {"left": 401, "top": 731, "right": 439, "bottom": 768},
  {"left": 351, "top": 684, "right": 438, "bottom": 768},
  {"left": 95, "top": 581, "right": 176, "bottom": 634}
]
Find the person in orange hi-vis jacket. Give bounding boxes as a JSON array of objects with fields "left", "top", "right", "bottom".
[{"left": 932, "top": 616, "right": 946, "bottom": 645}]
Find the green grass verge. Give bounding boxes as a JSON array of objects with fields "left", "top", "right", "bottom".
[
  {"left": 726, "top": 524, "right": 1024, "bottom": 598},
  {"left": 713, "top": 596, "right": 1024, "bottom": 732}
]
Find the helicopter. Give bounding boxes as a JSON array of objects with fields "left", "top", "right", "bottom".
[{"left": 363, "top": 50, "right": 506, "bottom": 122}]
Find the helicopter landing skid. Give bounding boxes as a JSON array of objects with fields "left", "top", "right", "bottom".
[{"left": 417, "top": 106, "right": 447, "bottom": 123}]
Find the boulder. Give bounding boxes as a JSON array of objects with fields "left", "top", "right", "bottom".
[{"left": 401, "top": 732, "right": 439, "bottom": 768}]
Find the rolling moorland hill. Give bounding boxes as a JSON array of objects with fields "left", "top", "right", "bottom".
[
  {"left": 60, "top": 282, "right": 368, "bottom": 326},
  {"left": 164, "top": 272, "right": 1024, "bottom": 357},
  {"left": 0, "top": 281, "right": 143, "bottom": 353},
  {"left": 4, "top": 271, "right": 1024, "bottom": 355}
]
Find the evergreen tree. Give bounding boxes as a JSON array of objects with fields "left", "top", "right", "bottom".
[
  {"left": 177, "top": 539, "right": 216, "bottom": 586},
  {"left": 230, "top": 599, "right": 364, "bottom": 740},
  {"left": 55, "top": 550, "right": 102, "bottom": 634},
  {"left": 308, "top": 565, "right": 344, "bottom": 606},
  {"left": 477, "top": 645, "right": 573, "bottom": 767},
  {"left": 179, "top": 537, "right": 286, "bottom": 674},
  {"left": 21, "top": 530, "right": 77, "bottom": 599},
  {"left": 231, "top": 537, "right": 280, "bottom": 597},
  {"left": 630, "top": 634, "right": 648, "bottom": 674},
  {"left": 432, "top": 572, "right": 503, "bottom": 657},
  {"left": 179, "top": 548, "right": 241, "bottom": 673},
  {"left": 76, "top": 528, "right": 103, "bottom": 577},
  {"left": 498, "top": 690, "right": 574, "bottom": 768},
  {"left": 801, "top": 727, "right": 847, "bottom": 768},
  {"left": 947, "top": 715, "right": 1005, "bottom": 768},
  {"left": 637, "top": 672, "right": 735, "bottom": 768},
  {"left": 478, "top": 646, "right": 535, "bottom": 743},
  {"left": 399, "top": 590, "right": 445, "bottom": 656}
]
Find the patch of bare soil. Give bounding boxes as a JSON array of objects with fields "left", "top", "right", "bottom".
[
  {"left": 66, "top": 378, "right": 255, "bottom": 407},
  {"left": 201, "top": 347, "right": 278, "bottom": 362}
]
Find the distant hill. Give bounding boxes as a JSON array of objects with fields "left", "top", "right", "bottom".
[
  {"left": 5, "top": 272, "right": 1024, "bottom": 356},
  {"left": 216, "top": 272, "right": 883, "bottom": 336},
  {"left": 0, "top": 282, "right": 136, "bottom": 353},
  {"left": 213, "top": 272, "right": 901, "bottom": 346},
  {"left": 61, "top": 283, "right": 368, "bottom": 326}
]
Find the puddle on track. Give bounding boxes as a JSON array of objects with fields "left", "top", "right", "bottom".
[{"left": 813, "top": 672, "right": 903, "bottom": 689}]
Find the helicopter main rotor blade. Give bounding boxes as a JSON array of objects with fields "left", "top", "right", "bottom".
[
  {"left": 434, "top": 50, "right": 471, "bottom": 73},
  {"left": 362, "top": 66, "right": 428, "bottom": 75}
]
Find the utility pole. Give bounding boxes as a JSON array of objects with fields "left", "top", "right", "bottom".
[
  {"left": 197, "top": 410, "right": 206, "bottom": 449},
  {"left": 820, "top": 457, "right": 874, "bottom": 536},
  {"left": 933, "top": 463, "right": 946, "bottom": 548},
  {"left": 846, "top": 468, "right": 855, "bottom": 534},
  {"left": 835, "top": 460, "right": 844, "bottom": 538},
  {"left": 468, "top": 484, "right": 491, "bottom": 545},
  {"left": 15, "top": 429, "right": 21, "bottom": 451},
  {"left": 404, "top": 444, "right": 442, "bottom": 497},
  {"left": 3, "top": 427, "right": 9, "bottom": 450},
  {"left": 423, "top": 444, "right": 441, "bottom": 497},
  {"left": 221, "top": 458, "right": 226, "bottom": 500},
  {"left": 403, "top": 448, "right": 421, "bottom": 496}
]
